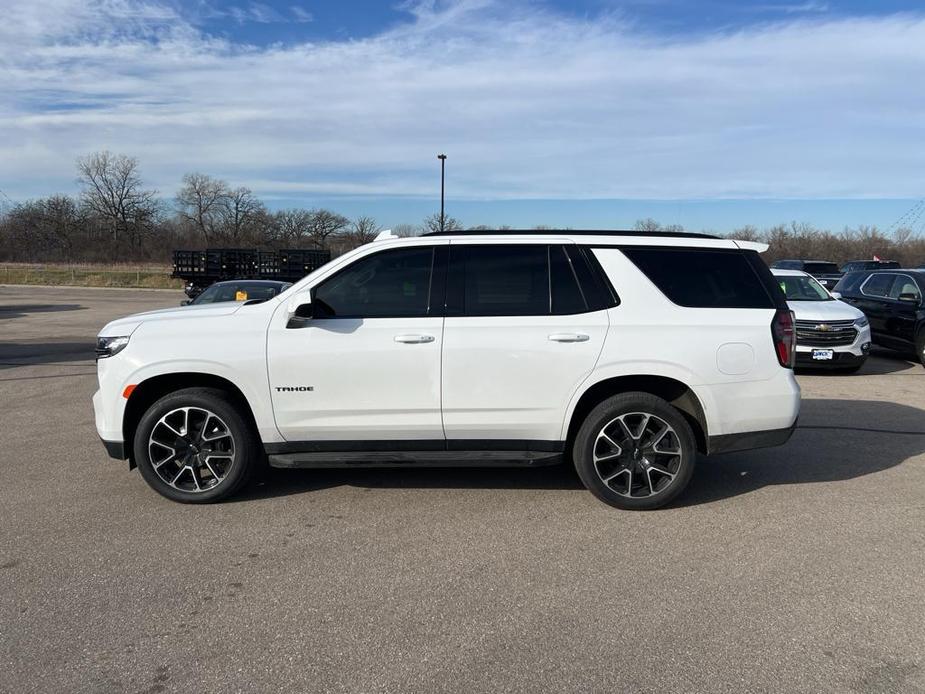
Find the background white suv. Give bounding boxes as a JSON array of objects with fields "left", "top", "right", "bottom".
[
  {"left": 772, "top": 268, "right": 871, "bottom": 372},
  {"left": 94, "top": 230, "right": 801, "bottom": 510}
]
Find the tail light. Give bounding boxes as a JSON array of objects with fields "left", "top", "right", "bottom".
[{"left": 772, "top": 309, "right": 796, "bottom": 368}]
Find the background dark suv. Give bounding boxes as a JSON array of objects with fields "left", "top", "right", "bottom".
[
  {"left": 834, "top": 269, "right": 925, "bottom": 366},
  {"left": 840, "top": 260, "right": 901, "bottom": 273}
]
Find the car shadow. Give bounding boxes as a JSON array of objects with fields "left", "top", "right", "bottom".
[
  {"left": 0, "top": 304, "right": 86, "bottom": 320},
  {"left": 0, "top": 341, "right": 94, "bottom": 369},
  {"left": 677, "top": 397, "right": 925, "bottom": 507},
  {"left": 796, "top": 351, "right": 921, "bottom": 377},
  {"left": 235, "top": 398, "right": 925, "bottom": 506}
]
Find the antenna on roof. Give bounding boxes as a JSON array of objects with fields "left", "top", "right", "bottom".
[{"left": 374, "top": 228, "right": 398, "bottom": 241}]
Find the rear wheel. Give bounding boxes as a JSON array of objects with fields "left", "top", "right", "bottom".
[
  {"left": 573, "top": 392, "right": 696, "bottom": 510},
  {"left": 134, "top": 388, "right": 260, "bottom": 503}
]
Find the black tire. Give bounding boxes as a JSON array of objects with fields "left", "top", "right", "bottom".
[
  {"left": 133, "top": 387, "right": 261, "bottom": 503},
  {"left": 916, "top": 330, "right": 925, "bottom": 368},
  {"left": 573, "top": 392, "right": 696, "bottom": 510}
]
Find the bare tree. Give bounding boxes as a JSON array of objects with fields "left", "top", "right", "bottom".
[
  {"left": 76, "top": 151, "right": 159, "bottom": 250},
  {"left": 348, "top": 216, "right": 381, "bottom": 245},
  {"left": 633, "top": 218, "right": 684, "bottom": 233},
  {"left": 274, "top": 208, "right": 314, "bottom": 245},
  {"left": 308, "top": 209, "right": 350, "bottom": 249},
  {"left": 422, "top": 213, "right": 462, "bottom": 234},
  {"left": 176, "top": 173, "right": 229, "bottom": 245},
  {"left": 220, "top": 186, "right": 267, "bottom": 244}
]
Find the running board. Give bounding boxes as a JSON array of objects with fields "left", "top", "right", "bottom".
[{"left": 268, "top": 450, "right": 563, "bottom": 469}]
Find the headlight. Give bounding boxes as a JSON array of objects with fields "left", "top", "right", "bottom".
[
  {"left": 854, "top": 315, "right": 869, "bottom": 328},
  {"left": 96, "top": 335, "right": 130, "bottom": 359}
]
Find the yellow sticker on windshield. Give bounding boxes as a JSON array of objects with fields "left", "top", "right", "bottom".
[{"left": 236, "top": 290, "right": 248, "bottom": 301}]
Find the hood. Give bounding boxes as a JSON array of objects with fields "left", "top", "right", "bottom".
[
  {"left": 786, "top": 298, "right": 864, "bottom": 322},
  {"left": 98, "top": 302, "right": 245, "bottom": 337}
]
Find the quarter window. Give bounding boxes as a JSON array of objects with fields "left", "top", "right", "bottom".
[
  {"left": 312, "top": 247, "right": 435, "bottom": 318},
  {"left": 622, "top": 248, "right": 775, "bottom": 309},
  {"left": 888, "top": 275, "right": 921, "bottom": 301}
]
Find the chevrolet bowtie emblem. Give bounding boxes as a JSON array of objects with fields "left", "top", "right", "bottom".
[{"left": 816, "top": 323, "right": 832, "bottom": 331}]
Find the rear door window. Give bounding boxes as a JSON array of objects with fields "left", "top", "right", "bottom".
[
  {"left": 445, "top": 244, "right": 605, "bottom": 317},
  {"left": 621, "top": 248, "right": 776, "bottom": 309},
  {"left": 860, "top": 273, "right": 895, "bottom": 298}
]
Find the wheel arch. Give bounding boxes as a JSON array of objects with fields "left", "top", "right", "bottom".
[
  {"left": 565, "top": 374, "right": 708, "bottom": 454},
  {"left": 122, "top": 372, "right": 260, "bottom": 468}
]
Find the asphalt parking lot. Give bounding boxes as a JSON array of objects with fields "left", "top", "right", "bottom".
[{"left": 1, "top": 284, "right": 923, "bottom": 694}]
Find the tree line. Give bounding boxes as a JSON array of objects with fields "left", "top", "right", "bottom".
[
  {"left": 0, "top": 151, "right": 458, "bottom": 264},
  {"left": 1, "top": 151, "right": 923, "bottom": 267}
]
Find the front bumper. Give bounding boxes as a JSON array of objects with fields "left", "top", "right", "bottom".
[
  {"left": 100, "top": 438, "right": 127, "bottom": 460},
  {"left": 795, "top": 349, "right": 868, "bottom": 369}
]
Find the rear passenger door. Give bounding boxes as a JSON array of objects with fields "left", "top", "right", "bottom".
[
  {"left": 886, "top": 274, "right": 922, "bottom": 347},
  {"left": 440, "top": 243, "right": 611, "bottom": 444},
  {"left": 857, "top": 273, "right": 897, "bottom": 344}
]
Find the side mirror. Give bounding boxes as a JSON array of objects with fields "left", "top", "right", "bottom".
[
  {"left": 898, "top": 292, "right": 920, "bottom": 303},
  {"left": 830, "top": 291, "right": 841, "bottom": 300},
  {"left": 287, "top": 302, "right": 314, "bottom": 329}
]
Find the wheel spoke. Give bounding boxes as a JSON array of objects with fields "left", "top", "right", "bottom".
[
  {"left": 203, "top": 459, "right": 223, "bottom": 481},
  {"left": 189, "top": 465, "right": 202, "bottom": 491}
]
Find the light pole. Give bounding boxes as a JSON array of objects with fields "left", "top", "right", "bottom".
[{"left": 437, "top": 153, "right": 447, "bottom": 232}]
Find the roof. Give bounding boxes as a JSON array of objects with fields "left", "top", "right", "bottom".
[
  {"left": 771, "top": 269, "right": 811, "bottom": 277},
  {"left": 421, "top": 229, "right": 719, "bottom": 240}
]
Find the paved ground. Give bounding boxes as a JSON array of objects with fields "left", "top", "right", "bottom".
[{"left": 1, "top": 284, "right": 923, "bottom": 694}]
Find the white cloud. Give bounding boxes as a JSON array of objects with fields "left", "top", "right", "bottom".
[
  {"left": 1, "top": 0, "right": 924, "bottom": 202},
  {"left": 290, "top": 5, "right": 313, "bottom": 23}
]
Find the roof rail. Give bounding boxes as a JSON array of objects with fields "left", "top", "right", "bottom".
[{"left": 420, "top": 229, "right": 720, "bottom": 240}]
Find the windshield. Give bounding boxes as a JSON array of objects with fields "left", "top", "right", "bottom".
[
  {"left": 191, "top": 282, "right": 288, "bottom": 305},
  {"left": 777, "top": 275, "right": 831, "bottom": 301}
]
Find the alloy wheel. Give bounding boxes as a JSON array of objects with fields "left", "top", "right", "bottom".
[
  {"left": 592, "top": 412, "right": 683, "bottom": 498},
  {"left": 147, "top": 407, "right": 236, "bottom": 493}
]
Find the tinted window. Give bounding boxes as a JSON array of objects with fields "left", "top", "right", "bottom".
[
  {"left": 833, "top": 271, "right": 866, "bottom": 294},
  {"left": 313, "top": 247, "right": 434, "bottom": 318},
  {"left": 772, "top": 260, "right": 800, "bottom": 270},
  {"left": 622, "top": 248, "right": 775, "bottom": 309},
  {"left": 803, "top": 262, "right": 839, "bottom": 275},
  {"left": 454, "top": 245, "right": 548, "bottom": 316},
  {"left": 861, "top": 273, "right": 895, "bottom": 298},
  {"left": 550, "top": 246, "right": 587, "bottom": 314},
  {"left": 888, "top": 275, "right": 921, "bottom": 301}
]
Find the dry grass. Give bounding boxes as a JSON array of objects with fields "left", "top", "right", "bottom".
[{"left": 0, "top": 263, "right": 182, "bottom": 289}]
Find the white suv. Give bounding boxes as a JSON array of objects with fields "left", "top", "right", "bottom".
[{"left": 93, "top": 231, "right": 801, "bottom": 510}]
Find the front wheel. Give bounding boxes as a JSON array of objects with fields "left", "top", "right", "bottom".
[
  {"left": 917, "top": 331, "right": 925, "bottom": 368},
  {"left": 573, "top": 392, "right": 696, "bottom": 510},
  {"left": 134, "top": 387, "right": 260, "bottom": 503}
]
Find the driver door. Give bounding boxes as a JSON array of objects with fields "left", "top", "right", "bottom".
[{"left": 267, "top": 242, "right": 448, "bottom": 443}]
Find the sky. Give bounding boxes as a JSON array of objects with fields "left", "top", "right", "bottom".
[{"left": 1, "top": 0, "right": 924, "bottom": 233}]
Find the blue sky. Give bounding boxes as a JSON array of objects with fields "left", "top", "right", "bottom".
[{"left": 1, "top": 0, "right": 925, "bottom": 233}]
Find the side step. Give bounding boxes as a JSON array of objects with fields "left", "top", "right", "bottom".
[{"left": 268, "top": 450, "right": 563, "bottom": 469}]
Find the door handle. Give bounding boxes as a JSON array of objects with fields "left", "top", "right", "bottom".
[
  {"left": 394, "top": 334, "right": 435, "bottom": 344},
  {"left": 548, "top": 333, "right": 590, "bottom": 343}
]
